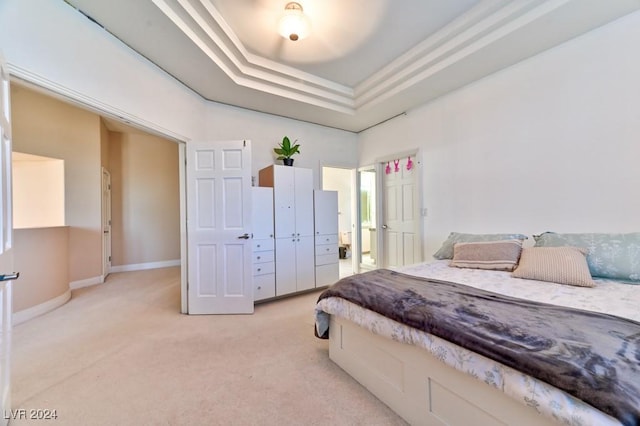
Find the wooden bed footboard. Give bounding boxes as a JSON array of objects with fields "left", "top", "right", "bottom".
[{"left": 328, "top": 315, "right": 558, "bottom": 426}]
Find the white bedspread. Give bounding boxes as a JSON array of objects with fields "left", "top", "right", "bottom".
[{"left": 316, "top": 261, "right": 640, "bottom": 426}]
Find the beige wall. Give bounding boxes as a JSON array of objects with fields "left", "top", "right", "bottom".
[
  {"left": 12, "top": 85, "right": 102, "bottom": 283},
  {"left": 13, "top": 227, "right": 69, "bottom": 313},
  {"left": 108, "top": 132, "right": 180, "bottom": 266}
]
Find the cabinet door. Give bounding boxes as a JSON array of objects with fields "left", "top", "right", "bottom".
[
  {"left": 254, "top": 274, "right": 275, "bottom": 301},
  {"left": 294, "top": 168, "right": 314, "bottom": 237},
  {"left": 316, "top": 263, "right": 339, "bottom": 287},
  {"left": 275, "top": 237, "right": 297, "bottom": 296},
  {"left": 295, "top": 235, "right": 316, "bottom": 291},
  {"left": 314, "top": 190, "right": 338, "bottom": 236},
  {"left": 273, "top": 166, "right": 295, "bottom": 238},
  {"left": 252, "top": 187, "right": 274, "bottom": 240}
]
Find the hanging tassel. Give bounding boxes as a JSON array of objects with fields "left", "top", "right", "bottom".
[
  {"left": 406, "top": 156, "right": 413, "bottom": 171},
  {"left": 385, "top": 162, "right": 391, "bottom": 175},
  {"left": 393, "top": 159, "right": 400, "bottom": 172}
]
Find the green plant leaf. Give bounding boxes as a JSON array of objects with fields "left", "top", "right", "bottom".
[{"left": 282, "top": 136, "right": 291, "bottom": 151}]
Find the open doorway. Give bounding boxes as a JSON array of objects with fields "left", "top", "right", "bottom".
[
  {"left": 358, "top": 165, "right": 378, "bottom": 270},
  {"left": 321, "top": 166, "right": 355, "bottom": 278},
  {"left": 10, "top": 83, "right": 185, "bottom": 316}
]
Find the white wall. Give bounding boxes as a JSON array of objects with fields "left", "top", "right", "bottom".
[
  {"left": 0, "top": 0, "right": 358, "bottom": 181},
  {"left": 359, "top": 11, "right": 640, "bottom": 259},
  {"left": 204, "top": 102, "right": 358, "bottom": 188},
  {"left": 0, "top": 0, "right": 205, "bottom": 141}
]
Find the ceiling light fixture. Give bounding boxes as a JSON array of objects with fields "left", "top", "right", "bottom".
[{"left": 277, "top": 2, "right": 311, "bottom": 41}]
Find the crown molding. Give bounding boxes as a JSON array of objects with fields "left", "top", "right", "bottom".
[
  {"left": 152, "top": 0, "right": 355, "bottom": 114},
  {"left": 354, "top": 0, "right": 576, "bottom": 111},
  {"left": 150, "top": 0, "right": 636, "bottom": 120}
]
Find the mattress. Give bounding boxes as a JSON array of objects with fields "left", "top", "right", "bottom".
[{"left": 315, "top": 260, "right": 640, "bottom": 426}]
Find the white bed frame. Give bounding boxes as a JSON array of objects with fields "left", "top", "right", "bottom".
[{"left": 329, "top": 315, "right": 559, "bottom": 426}]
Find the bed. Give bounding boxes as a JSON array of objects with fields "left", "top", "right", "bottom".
[{"left": 314, "top": 234, "right": 640, "bottom": 426}]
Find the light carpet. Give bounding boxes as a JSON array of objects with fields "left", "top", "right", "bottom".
[{"left": 10, "top": 267, "right": 406, "bottom": 425}]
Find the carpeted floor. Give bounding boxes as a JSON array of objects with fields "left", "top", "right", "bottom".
[{"left": 10, "top": 267, "right": 406, "bottom": 425}]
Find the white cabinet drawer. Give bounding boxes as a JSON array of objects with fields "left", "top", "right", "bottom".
[
  {"left": 316, "top": 263, "right": 339, "bottom": 287},
  {"left": 316, "top": 244, "right": 338, "bottom": 256},
  {"left": 315, "top": 234, "right": 338, "bottom": 245},
  {"left": 254, "top": 274, "right": 275, "bottom": 301},
  {"left": 253, "top": 262, "right": 275, "bottom": 276},
  {"left": 253, "top": 251, "right": 274, "bottom": 264},
  {"left": 253, "top": 239, "right": 274, "bottom": 252},
  {"left": 316, "top": 253, "right": 338, "bottom": 266}
]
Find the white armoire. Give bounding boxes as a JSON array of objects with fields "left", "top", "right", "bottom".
[{"left": 259, "top": 165, "right": 315, "bottom": 296}]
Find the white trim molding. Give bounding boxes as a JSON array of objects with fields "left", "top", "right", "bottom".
[
  {"left": 147, "top": 0, "right": 640, "bottom": 119},
  {"left": 7, "top": 65, "right": 190, "bottom": 144},
  {"left": 69, "top": 276, "right": 104, "bottom": 290},
  {"left": 109, "top": 259, "right": 181, "bottom": 274},
  {"left": 13, "top": 289, "right": 71, "bottom": 325}
]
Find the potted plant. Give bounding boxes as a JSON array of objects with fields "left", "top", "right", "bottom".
[{"left": 273, "top": 136, "right": 300, "bottom": 166}]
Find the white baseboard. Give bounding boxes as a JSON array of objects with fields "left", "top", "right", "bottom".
[
  {"left": 69, "top": 275, "right": 104, "bottom": 290},
  {"left": 13, "top": 289, "right": 72, "bottom": 326},
  {"left": 109, "top": 259, "right": 181, "bottom": 273}
]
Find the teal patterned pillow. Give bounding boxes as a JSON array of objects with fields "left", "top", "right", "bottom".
[
  {"left": 433, "top": 232, "right": 528, "bottom": 260},
  {"left": 533, "top": 232, "right": 640, "bottom": 282}
]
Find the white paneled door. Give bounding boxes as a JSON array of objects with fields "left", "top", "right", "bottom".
[
  {"left": 383, "top": 155, "right": 421, "bottom": 268},
  {"left": 186, "top": 140, "right": 253, "bottom": 314},
  {"left": 0, "top": 51, "right": 16, "bottom": 426}
]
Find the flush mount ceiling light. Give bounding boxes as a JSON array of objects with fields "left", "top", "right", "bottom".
[{"left": 277, "top": 2, "right": 311, "bottom": 41}]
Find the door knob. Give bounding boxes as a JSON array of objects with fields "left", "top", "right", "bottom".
[
  {"left": 0, "top": 272, "right": 19, "bottom": 281},
  {"left": 237, "top": 233, "right": 250, "bottom": 239},
  {"left": 382, "top": 225, "right": 388, "bottom": 229}
]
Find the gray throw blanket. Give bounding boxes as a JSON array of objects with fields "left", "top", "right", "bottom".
[{"left": 316, "top": 269, "right": 640, "bottom": 426}]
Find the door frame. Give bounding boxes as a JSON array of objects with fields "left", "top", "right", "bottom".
[
  {"left": 101, "top": 167, "right": 112, "bottom": 280},
  {"left": 6, "top": 75, "right": 190, "bottom": 312},
  {"left": 318, "top": 162, "right": 357, "bottom": 276},
  {"left": 355, "top": 163, "right": 382, "bottom": 272},
  {"left": 178, "top": 143, "right": 187, "bottom": 313},
  {"left": 0, "top": 49, "right": 16, "bottom": 426}
]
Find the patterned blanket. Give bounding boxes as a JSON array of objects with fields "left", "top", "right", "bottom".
[{"left": 315, "top": 269, "right": 640, "bottom": 426}]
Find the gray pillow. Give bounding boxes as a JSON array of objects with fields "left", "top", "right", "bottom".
[
  {"left": 433, "top": 232, "right": 528, "bottom": 260},
  {"left": 533, "top": 232, "right": 640, "bottom": 282}
]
